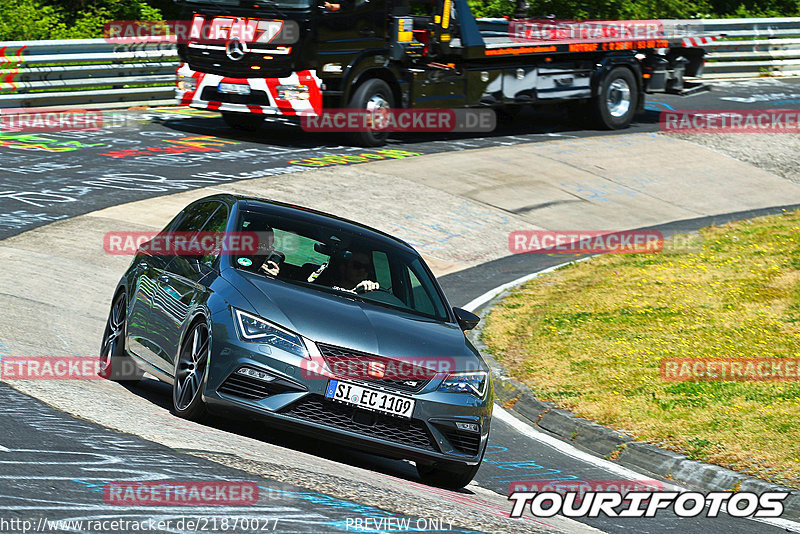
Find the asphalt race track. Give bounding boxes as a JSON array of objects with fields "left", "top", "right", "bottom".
[
  {"left": 3, "top": 77, "right": 800, "bottom": 240},
  {"left": 1, "top": 78, "right": 800, "bottom": 534},
  {"left": 0, "top": 383, "right": 453, "bottom": 534}
]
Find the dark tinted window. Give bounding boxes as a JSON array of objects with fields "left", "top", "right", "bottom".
[
  {"left": 199, "top": 205, "right": 229, "bottom": 267},
  {"left": 175, "top": 201, "right": 219, "bottom": 234}
]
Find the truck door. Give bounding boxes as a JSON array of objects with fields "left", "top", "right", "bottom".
[{"left": 316, "top": 0, "right": 387, "bottom": 62}]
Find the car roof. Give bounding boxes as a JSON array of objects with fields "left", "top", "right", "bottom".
[{"left": 198, "top": 194, "right": 418, "bottom": 253}]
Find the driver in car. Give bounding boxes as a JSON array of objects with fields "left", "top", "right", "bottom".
[
  {"left": 318, "top": 250, "right": 379, "bottom": 293},
  {"left": 338, "top": 250, "right": 379, "bottom": 292}
]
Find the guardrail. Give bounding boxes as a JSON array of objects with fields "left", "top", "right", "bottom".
[
  {"left": 689, "top": 17, "right": 800, "bottom": 78},
  {"left": 0, "top": 39, "right": 178, "bottom": 109},
  {"left": 0, "top": 17, "right": 798, "bottom": 109}
]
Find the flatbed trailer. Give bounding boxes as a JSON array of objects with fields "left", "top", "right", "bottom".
[{"left": 175, "top": 0, "right": 710, "bottom": 145}]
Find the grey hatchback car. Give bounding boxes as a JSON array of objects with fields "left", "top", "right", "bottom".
[{"left": 101, "top": 194, "right": 492, "bottom": 488}]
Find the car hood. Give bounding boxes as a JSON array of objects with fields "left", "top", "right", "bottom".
[{"left": 229, "top": 270, "right": 484, "bottom": 369}]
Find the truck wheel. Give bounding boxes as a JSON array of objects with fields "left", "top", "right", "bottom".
[
  {"left": 348, "top": 78, "right": 394, "bottom": 147},
  {"left": 593, "top": 67, "right": 638, "bottom": 129},
  {"left": 222, "top": 111, "right": 264, "bottom": 132}
]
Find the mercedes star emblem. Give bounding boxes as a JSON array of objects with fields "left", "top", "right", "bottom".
[{"left": 225, "top": 38, "right": 248, "bottom": 61}]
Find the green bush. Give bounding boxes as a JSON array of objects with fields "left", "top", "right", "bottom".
[{"left": 0, "top": 0, "right": 178, "bottom": 41}]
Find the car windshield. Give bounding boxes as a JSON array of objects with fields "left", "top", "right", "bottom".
[{"left": 234, "top": 210, "right": 450, "bottom": 322}]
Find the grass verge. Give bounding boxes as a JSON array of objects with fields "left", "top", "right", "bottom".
[{"left": 482, "top": 210, "right": 800, "bottom": 489}]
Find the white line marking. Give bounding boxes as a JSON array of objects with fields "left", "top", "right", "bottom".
[
  {"left": 463, "top": 257, "right": 595, "bottom": 312},
  {"left": 0, "top": 444, "right": 9, "bottom": 452},
  {"left": 493, "top": 406, "right": 667, "bottom": 484},
  {"left": 752, "top": 517, "right": 800, "bottom": 532}
]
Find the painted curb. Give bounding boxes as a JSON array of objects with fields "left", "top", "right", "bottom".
[{"left": 469, "top": 281, "right": 800, "bottom": 518}]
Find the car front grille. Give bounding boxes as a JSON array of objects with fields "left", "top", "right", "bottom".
[
  {"left": 442, "top": 429, "right": 481, "bottom": 455},
  {"left": 281, "top": 395, "right": 438, "bottom": 452},
  {"left": 316, "top": 343, "right": 434, "bottom": 393}
]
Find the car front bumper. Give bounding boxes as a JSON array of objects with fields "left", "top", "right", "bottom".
[{"left": 203, "top": 313, "right": 493, "bottom": 465}]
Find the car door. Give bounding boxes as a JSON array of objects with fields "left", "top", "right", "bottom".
[
  {"left": 149, "top": 201, "right": 229, "bottom": 374},
  {"left": 126, "top": 210, "right": 185, "bottom": 365}
]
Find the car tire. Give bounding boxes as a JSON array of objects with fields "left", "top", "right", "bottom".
[
  {"left": 172, "top": 320, "right": 210, "bottom": 421},
  {"left": 99, "top": 292, "right": 144, "bottom": 384},
  {"left": 592, "top": 66, "right": 638, "bottom": 129},
  {"left": 222, "top": 111, "right": 264, "bottom": 132},
  {"left": 347, "top": 78, "right": 394, "bottom": 147},
  {"left": 416, "top": 460, "right": 482, "bottom": 490}
]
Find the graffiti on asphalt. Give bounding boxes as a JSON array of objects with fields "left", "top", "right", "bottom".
[
  {"left": 482, "top": 446, "right": 580, "bottom": 484},
  {"left": 1, "top": 162, "right": 83, "bottom": 175},
  {"left": 0, "top": 210, "right": 68, "bottom": 230},
  {"left": 287, "top": 149, "right": 423, "bottom": 167},
  {"left": 0, "top": 132, "right": 105, "bottom": 152},
  {"left": 98, "top": 136, "right": 240, "bottom": 158}
]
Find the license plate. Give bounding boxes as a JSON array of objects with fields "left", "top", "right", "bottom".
[
  {"left": 218, "top": 82, "right": 251, "bottom": 95},
  {"left": 325, "top": 380, "right": 415, "bottom": 419}
]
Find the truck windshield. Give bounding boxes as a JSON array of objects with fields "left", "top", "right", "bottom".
[{"left": 181, "top": 0, "right": 312, "bottom": 10}]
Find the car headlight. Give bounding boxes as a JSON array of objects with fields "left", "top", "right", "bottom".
[
  {"left": 233, "top": 308, "right": 307, "bottom": 358},
  {"left": 438, "top": 371, "right": 488, "bottom": 397}
]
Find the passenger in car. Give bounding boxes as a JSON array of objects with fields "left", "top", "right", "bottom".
[{"left": 238, "top": 223, "right": 285, "bottom": 277}]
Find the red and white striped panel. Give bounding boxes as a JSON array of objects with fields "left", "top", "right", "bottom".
[
  {"left": 175, "top": 63, "right": 322, "bottom": 117},
  {"left": 681, "top": 35, "right": 721, "bottom": 47}
]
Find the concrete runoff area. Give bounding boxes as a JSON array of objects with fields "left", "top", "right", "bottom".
[{"left": 2, "top": 133, "right": 800, "bottom": 532}]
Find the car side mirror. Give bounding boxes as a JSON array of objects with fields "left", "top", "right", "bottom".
[{"left": 453, "top": 307, "right": 480, "bottom": 331}]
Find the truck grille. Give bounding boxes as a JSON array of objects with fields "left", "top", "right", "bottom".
[
  {"left": 316, "top": 343, "right": 434, "bottom": 393},
  {"left": 186, "top": 51, "right": 293, "bottom": 79},
  {"left": 282, "top": 395, "right": 437, "bottom": 452}
]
